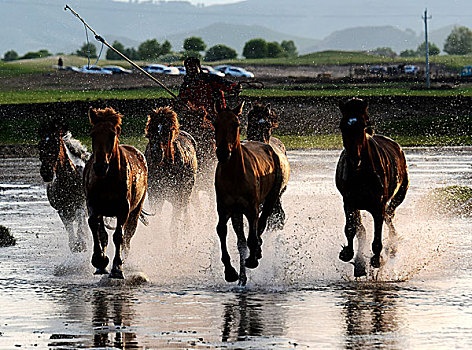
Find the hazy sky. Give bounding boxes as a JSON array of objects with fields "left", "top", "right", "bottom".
[{"left": 115, "top": 0, "right": 241, "bottom": 5}]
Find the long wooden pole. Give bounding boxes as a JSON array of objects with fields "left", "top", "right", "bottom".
[{"left": 64, "top": 4, "right": 178, "bottom": 99}]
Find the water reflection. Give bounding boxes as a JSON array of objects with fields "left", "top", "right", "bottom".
[
  {"left": 91, "top": 289, "right": 138, "bottom": 349},
  {"left": 340, "top": 284, "right": 401, "bottom": 349},
  {"left": 221, "top": 292, "right": 286, "bottom": 343}
]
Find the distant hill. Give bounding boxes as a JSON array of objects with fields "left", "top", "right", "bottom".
[{"left": 0, "top": 0, "right": 469, "bottom": 57}]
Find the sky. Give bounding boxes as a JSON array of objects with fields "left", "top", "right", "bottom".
[{"left": 114, "top": 0, "right": 242, "bottom": 5}]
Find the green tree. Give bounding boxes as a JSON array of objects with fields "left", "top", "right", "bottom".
[
  {"left": 281, "top": 40, "right": 298, "bottom": 57},
  {"left": 399, "top": 49, "right": 418, "bottom": 57},
  {"left": 183, "top": 37, "right": 206, "bottom": 52},
  {"left": 205, "top": 44, "right": 237, "bottom": 61},
  {"left": 417, "top": 41, "right": 440, "bottom": 56},
  {"left": 161, "top": 40, "right": 172, "bottom": 56},
  {"left": 21, "top": 49, "right": 52, "bottom": 59},
  {"left": 371, "top": 47, "right": 396, "bottom": 58},
  {"left": 2, "top": 50, "right": 19, "bottom": 61},
  {"left": 267, "top": 41, "right": 285, "bottom": 58},
  {"left": 124, "top": 47, "right": 139, "bottom": 60},
  {"left": 76, "top": 43, "right": 97, "bottom": 58},
  {"left": 106, "top": 41, "right": 126, "bottom": 60},
  {"left": 444, "top": 26, "right": 472, "bottom": 55},
  {"left": 243, "top": 38, "right": 268, "bottom": 59},
  {"left": 138, "top": 39, "right": 162, "bottom": 60}
]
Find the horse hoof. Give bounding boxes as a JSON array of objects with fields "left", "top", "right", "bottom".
[
  {"left": 339, "top": 247, "right": 354, "bottom": 262},
  {"left": 94, "top": 268, "right": 109, "bottom": 275},
  {"left": 353, "top": 264, "right": 367, "bottom": 278},
  {"left": 370, "top": 255, "right": 381, "bottom": 269},
  {"left": 225, "top": 267, "right": 239, "bottom": 282},
  {"left": 109, "top": 268, "right": 125, "bottom": 279},
  {"left": 91, "top": 254, "right": 109, "bottom": 270},
  {"left": 245, "top": 257, "right": 259, "bottom": 269}
]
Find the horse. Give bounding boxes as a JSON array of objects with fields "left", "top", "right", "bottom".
[
  {"left": 38, "top": 117, "right": 90, "bottom": 252},
  {"left": 214, "top": 102, "right": 290, "bottom": 286},
  {"left": 246, "top": 102, "right": 290, "bottom": 230},
  {"left": 335, "top": 98, "right": 409, "bottom": 277},
  {"left": 84, "top": 107, "right": 148, "bottom": 279},
  {"left": 144, "top": 107, "right": 198, "bottom": 225}
]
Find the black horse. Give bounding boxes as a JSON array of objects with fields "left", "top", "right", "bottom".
[
  {"left": 38, "top": 118, "right": 90, "bottom": 252},
  {"left": 336, "top": 98, "right": 409, "bottom": 277}
]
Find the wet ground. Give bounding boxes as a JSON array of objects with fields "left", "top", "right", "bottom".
[{"left": 0, "top": 148, "right": 471, "bottom": 349}]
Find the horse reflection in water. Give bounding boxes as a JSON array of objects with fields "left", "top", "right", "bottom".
[
  {"left": 246, "top": 102, "right": 290, "bottom": 230},
  {"left": 214, "top": 102, "right": 290, "bottom": 286},
  {"left": 145, "top": 107, "right": 197, "bottom": 228},
  {"left": 84, "top": 107, "right": 148, "bottom": 279},
  {"left": 38, "top": 117, "right": 90, "bottom": 252},
  {"left": 336, "top": 98, "right": 409, "bottom": 277}
]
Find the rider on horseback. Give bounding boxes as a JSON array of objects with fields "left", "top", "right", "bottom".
[{"left": 177, "top": 57, "right": 242, "bottom": 122}]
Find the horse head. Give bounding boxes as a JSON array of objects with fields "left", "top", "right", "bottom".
[
  {"left": 214, "top": 101, "right": 244, "bottom": 162},
  {"left": 88, "top": 107, "right": 122, "bottom": 177},
  {"left": 38, "top": 117, "right": 67, "bottom": 182},
  {"left": 145, "top": 107, "right": 179, "bottom": 164},
  {"left": 247, "top": 102, "right": 279, "bottom": 143},
  {"left": 339, "top": 98, "right": 369, "bottom": 169}
]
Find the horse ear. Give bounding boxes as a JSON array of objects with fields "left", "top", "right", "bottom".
[
  {"left": 266, "top": 103, "right": 271, "bottom": 112},
  {"left": 233, "top": 101, "right": 244, "bottom": 116},
  {"left": 88, "top": 107, "right": 99, "bottom": 125},
  {"left": 215, "top": 102, "right": 223, "bottom": 114}
]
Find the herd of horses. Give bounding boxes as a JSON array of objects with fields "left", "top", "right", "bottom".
[{"left": 38, "top": 98, "right": 409, "bottom": 285}]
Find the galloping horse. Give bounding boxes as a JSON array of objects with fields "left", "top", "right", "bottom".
[
  {"left": 335, "top": 98, "right": 409, "bottom": 277},
  {"left": 214, "top": 102, "right": 290, "bottom": 286},
  {"left": 84, "top": 107, "right": 148, "bottom": 279},
  {"left": 145, "top": 107, "right": 198, "bottom": 223},
  {"left": 38, "top": 118, "right": 90, "bottom": 252},
  {"left": 246, "top": 102, "right": 290, "bottom": 230}
]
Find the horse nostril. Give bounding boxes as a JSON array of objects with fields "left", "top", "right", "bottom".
[{"left": 93, "top": 162, "right": 109, "bottom": 176}]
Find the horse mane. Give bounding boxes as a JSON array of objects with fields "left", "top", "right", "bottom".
[
  {"left": 91, "top": 107, "right": 123, "bottom": 128},
  {"left": 146, "top": 107, "right": 180, "bottom": 163},
  {"left": 63, "top": 132, "right": 91, "bottom": 163}
]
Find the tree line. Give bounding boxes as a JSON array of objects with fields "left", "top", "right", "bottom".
[
  {"left": 2, "top": 37, "right": 298, "bottom": 62},
  {"left": 3, "top": 25, "right": 472, "bottom": 62}
]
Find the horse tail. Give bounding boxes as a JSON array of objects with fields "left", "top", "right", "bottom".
[
  {"left": 139, "top": 209, "right": 155, "bottom": 226},
  {"left": 180, "top": 130, "right": 197, "bottom": 151}
]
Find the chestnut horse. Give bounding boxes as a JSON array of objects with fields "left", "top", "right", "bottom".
[
  {"left": 214, "top": 102, "right": 290, "bottom": 286},
  {"left": 38, "top": 118, "right": 90, "bottom": 252},
  {"left": 336, "top": 98, "right": 409, "bottom": 277},
  {"left": 246, "top": 102, "right": 290, "bottom": 230},
  {"left": 84, "top": 107, "right": 148, "bottom": 279},
  {"left": 145, "top": 107, "right": 198, "bottom": 223}
]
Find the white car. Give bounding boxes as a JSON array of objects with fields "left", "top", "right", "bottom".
[
  {"left": 201, "top": 65, "right": 225, "bottom": 77},
  {"left": 214, "top": 64, "right": 230, "bottom": 73},
  {"left": 404, "top": 65, "right": 419, "bottom": 74},
  {"left": 103, "top": 65, "right": 132, "bottom": 74},
  {"left": 223, "top": 66, "right": 254, "bottom": 78},
  {"left": 80, "top": 65, "right": 113, "bottom": 75},
  {"left": 143, "top": 64, "right": 180, "bottom": 75}
]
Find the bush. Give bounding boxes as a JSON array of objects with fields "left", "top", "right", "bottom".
[
  {"left": 205, "top": 44, "right": 237, "bottom": 61},
  {"left": 243, "top": 38, "right": 268, "bottom": 59},
  {"left": 3, "top": 50, "right": 19, "bottom": 61}
]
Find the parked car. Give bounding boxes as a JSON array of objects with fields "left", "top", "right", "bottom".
[
  {"left": 369, "top": 65, "right": 387, "bottom": 74},
  {"left": 404, "top": 65, "right": 419, "bottom": 74},
  {"left": 214, "top": 64, "right": 231, "bottom": 73},
  {"left": 103, "top": 65, "right": 132, "bottom": 74},
  {"left": 177, "top": 66, "right": 186, "bottom": 75},
  {"left": 201, "top": 65, "right": 225, "bottom": 77},
  {"left": 223, "top": 66, "right": 254, "bottom": 78},
  {"left": 460, "top": 65, "right": 472, "bottom": 77},
  {"left": 142, "top": 64, "right": 180, "bottom": 75},
  {"left": 80, "top": 65, "right": 113, "bottom": 75}
]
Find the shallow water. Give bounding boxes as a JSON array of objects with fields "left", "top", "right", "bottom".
[{"left": 0, "top": 148, "right": 471, "bottom": 349}]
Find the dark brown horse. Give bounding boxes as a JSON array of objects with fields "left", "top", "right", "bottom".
[
  {"left": 84, "top": 107, "right": 148, "bottom": 279},
  {"left": 145, "top": 107, "right": 198, "bottom": 223},
  {"left": 214, "top": 102, "right": 290, "bottom": 286},
  {"left": 38, "top": 118, "right": 90, "bottom": 252},
  {"left": 335, "top": 98, "right": 409, "bottom": 277},
  {"left": 246, "top": 102, "right": 290, "bottom": 230}
]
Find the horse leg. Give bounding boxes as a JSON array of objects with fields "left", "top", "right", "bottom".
[
  {"left": 74, "top": 207, "right": 88, "bottom": 252},
  {"left": 89, "top": 215, "right": 109, "bottom": 274},
  {"left": 267, "top": 187, "right": 287, "bottom": 231},
  {"left": 123, "top": 197, "right": 145, "bottom": 253},
  {"left": 231, "top": 214, "right": 248, "bottom": 286},
  {"left": 58, "top": 209, "right": 78, "bottom": 252},
  {"left": 216, "top": 210, "right": 238, "bottom": 282},
  {"left": 385, "top": 173, "right": 409, "bottom": 236},
  {"left": 353, "top": 212, "right": 367, "bottom": 278},
  {"left": 371, "top": 209, "right": 385, "bottom": 269},
  {"left": 245, "top": 208, "right": 261, "bottom": 269},
  {"left": 339, "top": 206, "right": 358, "bottom": 263}
]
